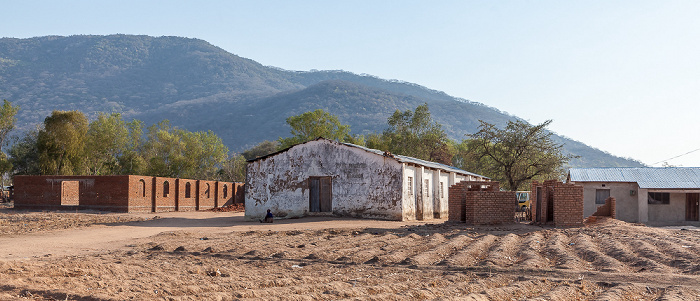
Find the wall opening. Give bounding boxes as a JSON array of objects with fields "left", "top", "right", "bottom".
[
  {"left": 60, "top": 181, "right": 79, "bottom": 206},
  {"left": 185, "top": 182, "right": 191, "bottom": 198},
  {"left": 223, "top": 185, "right": 228, "bottom": 199},
  {"left": 163, "top": 181, "right": 169, "bottom": 197},
  {"left": 205, "top": 183, "right": 210, "bottom": 198},
  {"left": 139, "top": 179, "right": 146, "bottom": 197}
]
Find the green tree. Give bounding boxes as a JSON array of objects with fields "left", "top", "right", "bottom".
[
  {"left": 383, "top": 103, "right": 451, "bottom": 163},
  {"left": 37, "top": 110, "right": 89, "bottom": 175},
  {"left": 457, "top": 119, "right": 574, "bottom": 191},
  {"left": 141, "top": 120, "right": 228, "bottom": 180},
  {"left": 220, "top": 154, "right": 247, "bottom": 182},
  {"left": 117, "top": 119, "right": 146, "bottom": 175},
  {"left": 84, "top": 113, "right": 130, "bottom": 175},
  {"left": 241, "top": 140, "right": 280, "bottom": 160},
  {"left": 0, "top": 100, "right": 19, "bottom": 178},
  {"left": 278, "top": 109, "right": 350, "bottom": 149},
  {"left": 8, "top": 129, "right": 40, "bottom": 175}
]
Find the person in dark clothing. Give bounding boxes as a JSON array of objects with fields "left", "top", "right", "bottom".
[{"left": 260, "top": 209, "right": 274, "bottom": 223}]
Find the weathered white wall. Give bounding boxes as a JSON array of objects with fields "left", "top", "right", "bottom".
[
  {"left": 433, "top": 171, "right": 449, "bottom": 218},
  {"left": 245, "top": 140, "right": 404, "bottom": 221},
  {"left": 402, "top": 165, "right": 417, "bottom": 220}
]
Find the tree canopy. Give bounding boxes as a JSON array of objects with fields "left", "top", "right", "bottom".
[
  {"left": 278, "top": 109, "right": 351, "bottom": 149},
  {"left": 383, "top": 103, "right": 451, "bottom": 164},
  {"left": 456, "top": 119, "right": 574, "bottom": 190}
]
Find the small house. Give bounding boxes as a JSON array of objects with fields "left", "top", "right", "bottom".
[
  {"left": 568, "top": 167, "right": 700, "bottom": 224},
  {"left": 245, "top": 138, "right": 488, "bottom": 221}
]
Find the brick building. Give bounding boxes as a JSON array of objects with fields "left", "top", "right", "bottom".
[
  {"left": 13, "top": 175, "right": 244, "bottom": 213},
  {"left": 448, "top": 180, "right": 517, "bottom": 225},
  {"left": 530, "top": 180, "right": 584, "bottom": 227}
]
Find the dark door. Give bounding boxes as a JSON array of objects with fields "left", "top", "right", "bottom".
[
  {"left": 309, "top": 177, "right": 332, "bottom": 212},
  {"left": 535, "top": 187, "right": 542, "bottom": 223},
  {"left": 320, "top": 177, "right": 332, "bottom": 212},
  {"left": 686, "top": 193, "right": 699, "bottom": 221}
]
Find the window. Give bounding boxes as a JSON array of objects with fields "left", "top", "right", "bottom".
[
  {"left": 205, "top": 183, "right": 211, "bottom": 198},
  {"left": 648, "top": 192, "right": 670, "bottom": 204},
  {"left": 223, "top": 185, "right": 228, "bottom": 198},
  {"left": 407, "top": 177, "right": 413, "bottom": 195},
  {"left": 440, "top": 182, "right": 444, "bottom": 198},
  {"left": 595, "top": 189, "right": 610, "bottom": 204}
]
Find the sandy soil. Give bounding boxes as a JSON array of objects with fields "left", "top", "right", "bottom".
[{"left": 0, "top": 203, "right": 699, "bottom": 300}]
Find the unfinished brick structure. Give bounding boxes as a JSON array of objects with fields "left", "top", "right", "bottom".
[
  {"left": 13, "top": 175, "right": 244, "bottom": 213},
  {"left": 531, "top": 180, "right": 584, "bottom": 227},
  {"left": 448, "top": 181, "right": 516, "bottom": 225},
  {"left": 592, "top": 196, "right": 616, "bottom": 218}
]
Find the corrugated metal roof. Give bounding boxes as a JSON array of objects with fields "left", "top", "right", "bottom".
[
  {"left": 569, "top": 167, "right": 700, "bottom": 189},
  {"left": 341, "top": 142, "right": 488, "bottom": 179},
  {"left": 248, "top": 137, "right": 488, "bottom": 179}
]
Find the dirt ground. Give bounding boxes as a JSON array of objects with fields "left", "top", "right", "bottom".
[{"left": 0, "top": 202, "right": 699, "bottom": 300}]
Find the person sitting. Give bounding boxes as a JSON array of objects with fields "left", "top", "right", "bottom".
[{"left": 260, "top": 209, "right": 274, "bottom": 223}]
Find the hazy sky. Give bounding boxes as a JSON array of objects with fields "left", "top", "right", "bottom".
[{"left": 3, "top": 1, "right": 700, "bottom": 166}]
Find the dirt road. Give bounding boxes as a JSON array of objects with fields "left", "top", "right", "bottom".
[{"left": 1, "top": 209, "right": 699, "bottom": 300}]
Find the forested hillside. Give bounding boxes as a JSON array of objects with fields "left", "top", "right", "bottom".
[{"left": 0, "top": 35, "right": 644, "bottom": 168}]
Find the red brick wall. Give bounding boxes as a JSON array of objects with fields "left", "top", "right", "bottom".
[
  {"left": 176, "top": 179, "right": 198, "bottom": 211},
  {"left": 14, "top": 176, "right": 132, "bottom": 211},
  {"left": 552, "top": 182, "right": 584, "bottom": 227},
  {"left": 15, "top": 175, "right": 240, "bottom": 213},
  {"left": 127, "top": 176, "right": 153, "bottom": 212},
  {"left": 592, "top": 196, "right": 616, "bottom": 218},
  {"left": 448, "top": 181, "right": 513, "bottom": 225},
  {"left": 216, "top": 182, "right": 233, "bottom": 207},
  {"left": 153, "top": 177, "right": 177, "bottom": 212},
  {"left": 465, "top": 191, "right": 516, "bottom": 225},
  {"left": 233, "top": 182, "right": 245, "bottom": 204},
  {"left": 197, "top": 180, "right": 216, "bottom": 210}
]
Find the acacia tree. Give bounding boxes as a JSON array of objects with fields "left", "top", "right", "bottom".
[
  {"left": 457, "top": 119, "right": 574, "bottom": 191},
  {"left": 383, "top": 103, "right": 452, "bottom": 164},
  {"left": 278, "top": 109, "right": 350, "bottom": 149},
  {"left": 37, "top": 110, "right": 89, "bottom": 175}
]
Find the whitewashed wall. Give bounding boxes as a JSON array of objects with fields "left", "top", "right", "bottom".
[{"left": 245, "top": 140, "right": 404, "bottom": 221}]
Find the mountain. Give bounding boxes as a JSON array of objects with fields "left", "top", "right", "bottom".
[{"left": 0, "top": 34, "right": 644, "bottom": 168}]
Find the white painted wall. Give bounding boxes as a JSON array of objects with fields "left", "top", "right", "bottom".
[{"left": 245, "top": 140, "right": 404, "bottom": 221}]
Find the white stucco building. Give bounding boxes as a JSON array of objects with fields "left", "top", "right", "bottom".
[
  {"left": 568, "top": 167, "right": 700, "bottom": 225},
  {"left": 245, "top": 138, "right": 488, "bottom": 221}
]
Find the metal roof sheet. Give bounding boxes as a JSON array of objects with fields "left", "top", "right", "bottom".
[
  {"left": 342, "top": 142, "right": 489, "bottom": 179},
  {"left": 569, "top": 167, "right": 700, "bottom": 189}
]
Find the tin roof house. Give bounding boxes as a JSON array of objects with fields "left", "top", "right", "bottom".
[
  {"left": 568, "top": 167, "right": 700, "bottom": 224},
  {"left": 245, "top": 138, "right": 489, "bottom": 221}
]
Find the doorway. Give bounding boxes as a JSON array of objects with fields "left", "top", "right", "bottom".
[
  {"left": 309, "top": 177, "right": 332, "bottom": 212},
  {"left": 686, "top": 193, "right": 699, "bottom": 221}
]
